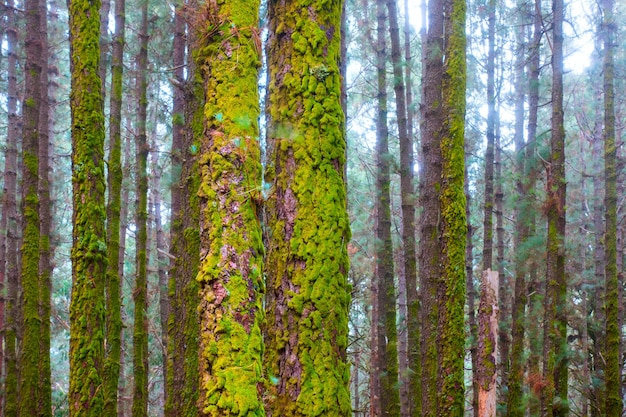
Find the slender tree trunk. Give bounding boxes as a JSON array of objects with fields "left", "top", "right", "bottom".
[
  {"left": 2, "top": 0, "right": 20, "bottom": 413},
  {"left": 542, "top": 0, "right": 567, "bottom": 414},
  {"left": 526, "top": 2, "right": 542, "bottom": 414},
  {"left": 419, "top": 0, "right": 443, "bottom": 411},
  {"left": 132, "top": 0, "right": 149, "bottom": 413},
  {"left": 166, "top": 2, "right": 200, "bottom": 415},
  {"left": 19, "top": 0, "right": 43, "bottom": 410},
  {"left": 437, "top": 0, "right": 467, "bottom": 415},
  {"left": 385, "top": 2, "right": 416, "bottom": 414},
  {"left": 38, "top": 0, "right": 53, "bottom": 413},
  {"left": 506, "top": 16, "right": 528, "bottom": 415},
  {"left": 68, "top": 0, "right": 107, "bottom": 411},
  {"left": 264, "top": 0, "right": 351, "bottom": 414},
  {"left": 103, "top": 0, "right": 125, "bottom": 412},
  {"left": 602, "top": 0, "right": 620, "bottom": 414},
  {"left": 403, "top": 2, "right": 421, "bottom": 414},
  {"left": 477, "top": 270, "right": 499, "bottom": 417},
  {"left": 373, "top": 0, "right": 400, "bottom": 414}
]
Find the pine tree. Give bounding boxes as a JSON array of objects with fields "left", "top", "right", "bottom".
[
  {"left": 264, "top": 0, "right": 352, "bottom": 414},
  {"left": 68, "top": 0, "right": 107, "bottom": 412},
  {"left": 194, "top": 0, "right": 265, "bottom": 414}
]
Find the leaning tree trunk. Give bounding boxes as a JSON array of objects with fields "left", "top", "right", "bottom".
[{"left": 264, "top": 0, "right": 352, "bottom": 414}]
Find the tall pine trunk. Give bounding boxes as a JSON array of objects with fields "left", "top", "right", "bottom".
[
  {"left": 68, "top": 0, "right": 107, "bottom": 411},
  {"left": 542, "top": 0, "right": 567, "bottom": 414},
  {"left": 131, "top": 0, "right": 149, "bottom": 412},
  {"left": 103, "top": 0, "right": 125, "bottom": 411},
  {"left": 264, "top": 0, "right": 351, "bottom": 414}
]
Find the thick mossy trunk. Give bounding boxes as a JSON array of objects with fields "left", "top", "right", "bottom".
[
  {"left": 19, "top": 0, "right": 43, "bottom": 411},
  {"left": 132, "top": 0, "right": 150, "bottom": 414},
  {"left": 68, "top": 0, "right": 107, "bottom": 412},
  {"left": 436, "top": 0, "right": 467, "bottom": 415},
  {"left": 264, "top": 0, "right": 351, "bottom": 415},
  {"left": 103, "top": 0, "right": 125, "bottom": 411},
  {"left": 194, "top": 0, "right": 265, "bottom": 415}
]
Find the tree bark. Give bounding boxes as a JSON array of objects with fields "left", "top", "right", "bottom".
[
  {"left": 68, "top": 0, "right": 108, "bottom": 411},
  {"left": 264, "top": 0, "right": 351, "bottom": 414},
  {"left": 103, "top": 0, "right": 125, "bottom": 412},
  {"left": 131, "top": 0, "right": 149, "bottom": 413},
  {"left": 477, "top": 270, "right": 499, "bottom": 417}
]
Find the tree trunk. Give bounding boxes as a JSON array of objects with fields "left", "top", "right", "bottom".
[
  {"left": 419, "top": 0, "right": 443, "bottom": 412},
  {"left": 2, "top": 0, "right": 20, "bottom": 414},
  {"left": 385, "top": 1, "right": 416, "bottom": 414},
  {"left": 264, "top": 0, "right": 351, "bottom": 414},
  {"left": 477, "top": 270, "right": 499, "bottom": 417},
  {"left": 373, "top": 0, "right": 400, "bottom": 414},
  {"left": 166, "top": 1, "right": 201, "bottom": 413},
  {"left": 403, "top": 1, "right": 421, "bottom": 414},
  {"left": 542, "top": 0, "right": 567, "bottom": 414},
  {"left": 437, "top": 0, "right": 467, "bottom": 414},
  {"left": 132, "top": 0, "right": 149, "bottom": 413},
  {"left": 602, "top": 0, "right": 620, "bottom": 414},
  {"left": 103, "top": 0, "right": 125, "bottom": 411},
  {"left": 68, "top": 0, "right": 108, "bottom": 411},
  {"left": 194, "top": 0, "right": 266, "bottom": 413}
]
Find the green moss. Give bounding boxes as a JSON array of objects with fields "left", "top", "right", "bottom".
[
  {"left": 263, "top": 0, "right": 351, "bottom": 415},
  {"left": 195, "top": 0, "right": 265, "bottom": 415},
  {"left": 68, "top": 0, "right": 107, "bottom": 413}
]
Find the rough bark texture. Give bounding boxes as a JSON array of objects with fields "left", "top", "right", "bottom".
[
  {"left": 166, "top": 1, "right": 201, "bottom": 413},
  {"left": 436, "top": 1, "right": 467, "bottom": 415},
  {"left": 542, "top": 0, "right": 567, "bottom": 414},
  {"left": 103, "top": 0, "right": 125, "bottom": 411},
  {"left": 373, "top": 0, "right": 400, "bottom": 415},
  {"left": 68, "top": 0, "right": 107, "bottom": 411},
  {"left": 264, "top": 0, "right": 351, "bottom": 414},
  {"left": 418, "top": 0, "right": 443, "bottom": 412},
  {"left": 477, "top": 270, "right": 498, "bottom": 417},
  {"left": 602, "top": 0, "right": 620, "bottom": 414},
  {"left": 19, "top": 0, "right": 43, "bottom": 411},
  {"left": 194, "top": 0, "right": 265, "bottom": 414},
  {"left": 131, "top": 0, "right": 150, "bottom": 413},
  {"left": 3, "top": 1, "right": 20, "bottom": 413}
]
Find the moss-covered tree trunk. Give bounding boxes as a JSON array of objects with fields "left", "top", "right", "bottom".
[
  {"left": 264, "top": 0, "right": 351, "bottom": 414},
  {"left": 436, "top": 0, "right": 467, "bottom": 415},
  {"left": 541, "top": 0, "right": 567, "bottom": 414},
  {"left": 38, "top": 0, "right": 53, "bottom": 412},
  {"left": 132, "top": 0, "right": 149, "bottom": 413},
  {"left": 68, "top": 0, "right": 107, "bottom": 411},
  {"left": 194, "top": 1, "right": 265, "bottom": 414},
  {"left": 602, "top": 0, "right": 620, "bottom": 414},
  {"left": 373, "top": 0, "right": 400, "bottom": 413},
  {"left": 166, "top": 2, "right": 201, "bottom": 414},
  {"left": 19, "top": 0, "right": 43, "bottom": 411},
  {"left": 418, "top": 0, "right": 443, "bottom": 412},
  {"left": 103, "top": 0, "right": 125, "bottom": 411}
]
